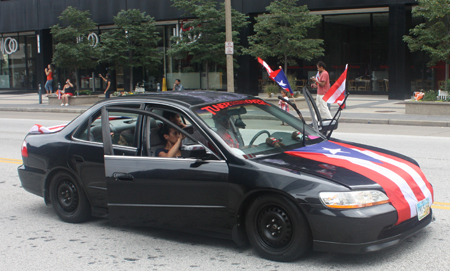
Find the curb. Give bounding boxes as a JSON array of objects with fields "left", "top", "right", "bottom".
[
  {"left": 0, "top": 105, "right": 448, "bottom": 127},
  {"left": 0, "top": 107, "right": 87, "bottom": 114}
]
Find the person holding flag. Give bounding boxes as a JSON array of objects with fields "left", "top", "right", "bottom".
[{"left": 310, "top": 61, "right": 333, "bottom": 119}]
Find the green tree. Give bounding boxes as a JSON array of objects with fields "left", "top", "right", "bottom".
[
  {"left": 403, "top": 0, "right": 450, "bottom": 91},
  {"left": 169, "top": 0, "right": 249, "bottom": 89},
  {"left": 50, "top": 6, "right": 100, "bottom": 90},
  {"left": 244, "top": 0, "right": 324, "bottom": 72},
  {"left": 99, "top": 9, "right": 162, "bottom": 91}
]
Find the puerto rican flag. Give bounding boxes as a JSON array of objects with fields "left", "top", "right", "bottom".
[
  {"left": 258, "top": 57, "right": 294, "bottom": 95},
  {"left": 286, "top": 140, "right": 434, "bottom": 225},
  {"left": 323, "top": 64, "right": 348, "bottom": 109},
  {"left": 29, "top": 124, "right": 67, "bottom": 134}
]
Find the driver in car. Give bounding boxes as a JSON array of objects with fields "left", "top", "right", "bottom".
[{"left": 212, "top": 110, "right": 240, "bottom": 148}]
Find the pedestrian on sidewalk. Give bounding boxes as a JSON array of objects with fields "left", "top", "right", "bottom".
[
  {"left": 99, "top": 73, "right": 112, "bottom": 98},
  {"left": 172, "top": 79, "right": 184, "bottom": 91},
  {"left": 44, "top": 64, "right": 54, "bottom": 96},
  {"left": 60, "top": 79, "right": 74, "bottom": 106},
  {"left": 279, "top": 89, "right": 290, "bottom": 125},
  {"left": 311, "top": 61, "right": 333, "bottom": 119}
]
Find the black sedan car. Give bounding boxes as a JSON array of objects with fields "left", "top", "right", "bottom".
[{"left": 18, "top": 91, "right": 434, "bottom": 262}]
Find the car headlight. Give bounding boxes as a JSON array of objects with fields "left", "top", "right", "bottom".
[{"left": 319, "top": 190, "right": 390, "bottom": 209}]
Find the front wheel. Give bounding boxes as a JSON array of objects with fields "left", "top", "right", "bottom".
[
  {"left": 245, "top": 194, "right": 312, "bottom": 262},
  {"left": 49, "top": 172, "right": 91, "bottom": 223}
]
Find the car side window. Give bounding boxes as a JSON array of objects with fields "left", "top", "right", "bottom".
[
  {"left": 73, "top": 111, "right": 101, "bottom": 142},
  {"left": 145, "top": 108, "right": 220, "bottom": 160},
  {"left": 73, "top": 104, "right": 141, "bottom": 146},
  {"left": 108, "top": 112, "right": 139, "bottom": 147}
]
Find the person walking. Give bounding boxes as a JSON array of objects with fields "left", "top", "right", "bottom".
[
  {"left": 44, "top": 64, "right": 54, "bottom": 96},
  {"left": 311, "top": 61, "right": 333, "bottom": 119},
  {"left": 172, "top": 79, "right": 184, "bottom": 91},
  {"left": 99, "top": 73, "right": 112, "bottom": 98}
]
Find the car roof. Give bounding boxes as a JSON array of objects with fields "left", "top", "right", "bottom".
[{"left": 109, "top": 91, "right": 253, "bottom": 107}]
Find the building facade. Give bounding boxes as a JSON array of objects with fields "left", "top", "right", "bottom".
[{"left": 0, "top": 0, "right": 442, "bottom": 99}]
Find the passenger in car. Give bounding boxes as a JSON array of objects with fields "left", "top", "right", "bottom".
[
  {"left": 162, "top": 111, "right": 187, "bottom": 128},
  {"left": 162, "top": 111, "right": 208, "bottom": 146},
  {"left": 117, "top": 129, "right": 134, "bottom": 146},
  {"left": 156, "top": 124, "right": 185, "bottom": 158}
]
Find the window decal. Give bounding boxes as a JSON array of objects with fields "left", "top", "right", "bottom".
[{"left": 200, "top": 99, "right": 270, "bottom": 115}]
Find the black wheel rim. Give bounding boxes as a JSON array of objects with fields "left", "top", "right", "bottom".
[
  {"left": 256, "top": 205, "right": 293, "bottom": 250},
  {"left": 56, "top": 179, "right": 79, "bottom": 213}
]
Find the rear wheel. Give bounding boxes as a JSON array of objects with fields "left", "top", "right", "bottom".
[
  {"left": 49, "top": 172, "right": 91, "bottom": 223},
  {"left": 245, "top": 194, "right": 312, "bottom": 262}
]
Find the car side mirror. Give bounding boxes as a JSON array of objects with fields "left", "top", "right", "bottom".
[
  {"left": 234, "top": 118, "right": 246, "bottom": 129},
  {"left": 181, "top": 144, "right": 207, "bottom": 158},
  {"left": 319, "top": 119, "right": 338, "bottom": 134}
]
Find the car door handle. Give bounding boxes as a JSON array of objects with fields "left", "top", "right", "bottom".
[
  {"left": 113, "top": 172, "right": 134, "bottom": 181},
  {"left": 190, "top": 160, "right": 207, "bottom": 168},
  {"left": 73, "top": 155, "right": 84, "bottom": 163}
]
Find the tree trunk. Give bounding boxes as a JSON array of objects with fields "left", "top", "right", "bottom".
[
  {"left": 445, "top": 62, "right": 449, "bottom": 91},
  {"left": 205, "top": 62, "right": 210, "bottom": 90},
  {"left": 129, "top": 51, "right": 133, "bottom": 92},
  {"left": 75, "top": 69, "right": 79, "bottom": 93},
  {"left": 284, "top": 54, "right": 288, "bottom": 72}
]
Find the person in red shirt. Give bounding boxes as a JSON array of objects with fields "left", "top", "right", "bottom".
[
  {"left": 44, "top": 64, "right": 54, "bottom": 96},
  {"left": 311, "top": 61, "right": 332, "bottom": 119}
]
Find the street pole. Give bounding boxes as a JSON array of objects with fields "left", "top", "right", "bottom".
[
  {"left": 38, "top": 84, "right": 42, "bottom": 104},
  {"left": 225, "top": 0, "right": 234, "bottom": 92}
]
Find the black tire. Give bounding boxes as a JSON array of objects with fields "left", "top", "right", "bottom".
[
  {"left": 245, "top": 194, "right": 312, "bottom": 262},
  {"left": 49, "top": 172, "right": 91, "bottom": 223}
]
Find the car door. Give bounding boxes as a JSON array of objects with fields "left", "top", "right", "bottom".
[
  {"left": 102, "top": 106, "right": 231, "bottom": 232},
  {"left": 69, "top": 105, "right": 141, "bottom": 209}
]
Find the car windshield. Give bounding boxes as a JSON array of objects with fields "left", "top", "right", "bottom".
[{"left": 193, "top": 98, "right": 324, "bottom": 157}]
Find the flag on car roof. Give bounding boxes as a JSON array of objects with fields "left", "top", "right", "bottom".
[
  {"left": 286, "top": 140, "right": 434, "bottom": 225},
  {"left": 323, "top": 64, "right": 348, "bottom": 109},
  {"left": 258, "top": 57, "right": 294, "bottom": 95}
]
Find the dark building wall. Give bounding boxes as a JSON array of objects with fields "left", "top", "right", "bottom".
[
  {"left": 388, "top": 4, "right": 412, "bottom": 100},
  {"left": 0, "top": 0, "right": 420, "bottom": 99},
  {"left": 0, "top": 0, "right": 417, "bottom": 32}
]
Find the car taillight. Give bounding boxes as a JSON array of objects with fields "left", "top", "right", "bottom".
[{"left": 21, "top": 140, "right": 28, "bottom": 158}]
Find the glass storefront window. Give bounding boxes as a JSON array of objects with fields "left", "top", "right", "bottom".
[
  {"left": 0, "top": 33, "right": 36, "bottom": 89},
  {"left": 165, "top": 22, "right": 226, "bottom": 90},
  {"left": 0, "top": 53, "right": 9, "bottom": 88},
  {"left": 305, "top": 12, "right": 390, "bottom": 92},
  {"left": 9, "top": 36, "right": 26, "bottom": 88}
]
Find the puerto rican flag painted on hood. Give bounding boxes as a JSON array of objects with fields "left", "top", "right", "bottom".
[{"left": 286, "top": 141, "right": 434, "bottom": 225}]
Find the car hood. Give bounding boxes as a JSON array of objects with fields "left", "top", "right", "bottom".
[{"left": 253, "top": 139, "right": 420, "bottom": 190}]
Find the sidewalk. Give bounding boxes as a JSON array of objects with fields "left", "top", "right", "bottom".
[{"left": 0, "top": 92, "right": 449, "bottom": 127}]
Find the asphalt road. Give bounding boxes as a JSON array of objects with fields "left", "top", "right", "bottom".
[{"left": 1, "top": 112, "right": 449, "bottom": 270}]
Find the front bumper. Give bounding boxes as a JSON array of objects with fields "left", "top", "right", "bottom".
[{"left": 305, "top": 203, "right": 434, "bottom": 254}]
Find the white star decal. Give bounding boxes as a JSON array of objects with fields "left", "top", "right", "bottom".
[
  {"left": 323, "top": 148, "right": 349, "bottom": 155},
  {"left": 277, "top": 80, "right": 287, "bottom": 87}
]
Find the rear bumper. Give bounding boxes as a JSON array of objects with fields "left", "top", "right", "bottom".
[
  {"left": 312, "top": 209, "right": 434, "bottom": 254},
  {"left": 17, "top": 164, "right": 46, "bottom": 198}
]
